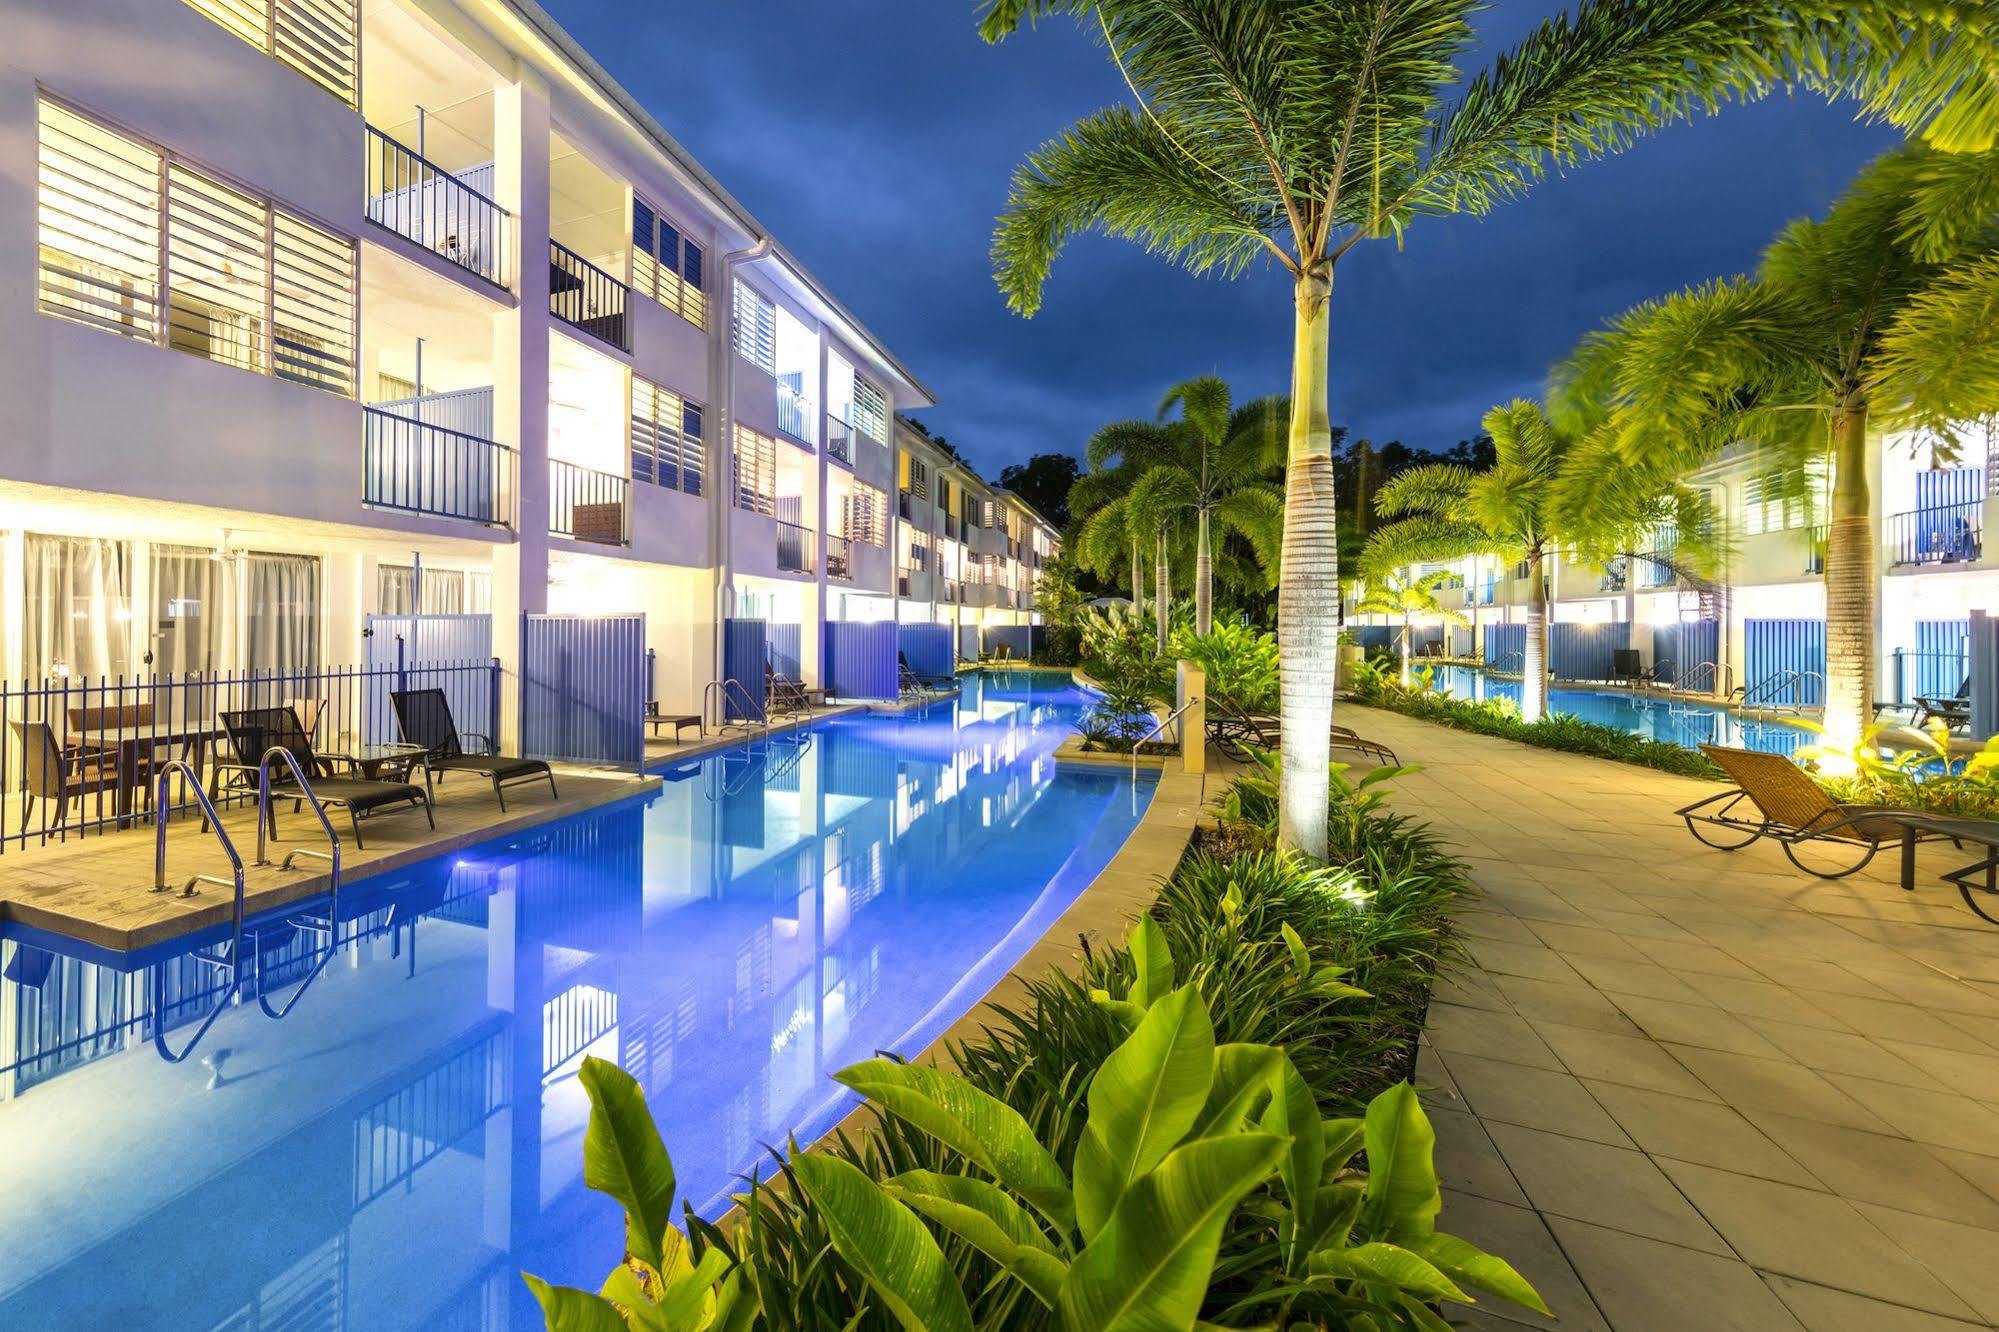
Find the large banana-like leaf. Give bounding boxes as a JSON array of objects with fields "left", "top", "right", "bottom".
[
  {"left": 1072, "top": 985, "right": 1217, "bottom": 1240},
  {"left": 1128, "top": 916, "right": 1174, "bottom": 1009},
  {"left": 1357, "top": 1083, "right": 1440, "bottom": 1243},
  {"left": 522, "top": 1274, "right": 631, "bottom": 1332},
  {"left": 887, "top": 1170, "right": 1067, "bottom": 1307},
  {"left": 1309, "top": 1241, "right": 1467, "bottom": 1304},
  {"left": 790, "top": 1154, "right": 975, "bottom": 1332},
  {"left": 835, "top": 1058, "right": 1074, "bottom": 1232},
  {"left": 1192, "top": 1043, "right": 1281, "bottom": 1137},
  {"left": 1057, "top": 1132, "right": 1288, "bottom": 1332},
  {"left": 578, "top": 1056, "right": 678, "bottom": 1272},
  {"left": 1261, "top": 1056, "right": 1324, "bottom": 1271},
  {"left": 1406, "top": 1232, "right": 1551, "bottom": 1316}
]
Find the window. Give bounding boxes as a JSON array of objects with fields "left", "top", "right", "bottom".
[
  {"left": 852, "top": 376, "right": 888, "bottom": 444},
  {"left": 36, "top": 100, "right": 161, "bottom": 343},
  {"left": 167, "top": 165, "right": 268, "bottom": 373},
  {"left": 733, "top": 279, "right": 776, "bottom": 377},
  {"left": 908, "top": 457, "right": 929, "bottom": 501},
  {"left": 845, "top": 483, "right": 888, "bottom": 547},
  {"left": 632, "top": 377, "right": 706, "bottom": 496},
  {"left": 36, "top": 98, "right": 356, "bottom": 397},
  {"left": 1741, "top": 465, "right": 1824, "bottom": 535},
  {"left": 631, "top": 197, "right": 706, "bottom": 329},
  {"left": 733, "top": 425, "right": 777, "bottom": 515},
  {"left": 183, "top": 0, "right": 359, "bottom": 108}
]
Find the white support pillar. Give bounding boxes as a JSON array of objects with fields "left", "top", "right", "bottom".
[{"left": 492, "top": 78, "right": 553, "bottom": 751}]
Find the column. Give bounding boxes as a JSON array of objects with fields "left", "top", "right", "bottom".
[{"left": 491, "top": 78, "right": 554, "bottom": 751}]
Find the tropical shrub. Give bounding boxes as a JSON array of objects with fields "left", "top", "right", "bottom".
[{"left": 1169, "top": 619, "right": 1279, "bottom": 714}]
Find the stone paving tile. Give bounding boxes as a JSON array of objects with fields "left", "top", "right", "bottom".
[
  {"left": 1436, "top": 1189, "right": 1610, "bottom": 1331},
  {"left": 1764, "top": 1276, "right": 1991, "bottom": 1332},
  {"left": 1545, "top": 1217, "right": 1808, "bottom": 1332},
  {"left": 1358, "top": 703, "right": 1999, "bottom": 1331},
  {"left": 1656, "top": 1161, "right": 1982, "bottom": 1319},
  {"left": 1484, "top": 1121, "right": 1731, "bottom": 1254}
]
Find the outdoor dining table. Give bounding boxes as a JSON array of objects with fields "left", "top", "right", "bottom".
[
  {"left": 67, "top": 721, "right": 223, "bottom": 827},
  {"left": 1885, "top": 811, "right": 1999, "bottom": 924}
]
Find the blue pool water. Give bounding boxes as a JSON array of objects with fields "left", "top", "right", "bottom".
[
  {"left": 0, "top": 671, "right": 1151, "bottom": 1330},
  {"left": 1428, "top": 665, "right": 1811, "bottom": 757}
]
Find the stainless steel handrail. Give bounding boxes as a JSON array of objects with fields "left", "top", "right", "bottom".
[
  {"left": 1131, "top": 697, "right": 1202, "bottom": 779},
  {"left": 253, "top": 746, "right": 346, "bottom": 1019},
  {"left": 150, "top": 760, "right": 246, "bottom": 1065},
  {"left": 723, "top": 679, "right": 773, "bottom": 741}
]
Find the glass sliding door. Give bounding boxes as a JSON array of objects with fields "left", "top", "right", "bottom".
[
  {"left": 149, "top": 544, "right": 227, "bottom": 675},
  {"left": 243, "top": 552, "right": 321, "bottom": 677},
  {"left": 23, "top": 535, "right": 132, "bottom": 681}
]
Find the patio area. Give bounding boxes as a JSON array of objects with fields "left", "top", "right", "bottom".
[
  {"left": 1341, "top": 707, "right": 1999, "bottom": 1330},
  {"left": 0, "top": 766, "right": 656, "bottom": 952}
]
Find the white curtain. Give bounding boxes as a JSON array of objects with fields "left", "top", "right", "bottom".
[
  {"left": 378, "top": 565, "right": 488, "bottom": 615},
  {"left": 23, "top": 535, "right": 132, "bottom": 681},
  {"left": 243, "top": 552, "right": 320, "bottom": 677},
  {"left": 150, "top": 543, "right": 225, "bottom": 675},
  {"left": 376, "top": 564, "right": 415, "bottom": 616}
]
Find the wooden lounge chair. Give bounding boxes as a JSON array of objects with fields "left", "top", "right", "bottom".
[
  {"left": 1913, "top": 678, "right": 1970, "bottom": 731},
  {"left": 217, "top": 707, "right": 433, "bottom": 850},
  {"left": 1204, "top": 694, "right": 1399, "bottom": 766},
  {"left": 390, "top": 688, "right": 557, "bottom": 811},
  {"left": 645, "top": 700, "right": 701, "bottom": 742},
  {"left": 1678, "top": 744, "right": 1943, "bottom": 879}
]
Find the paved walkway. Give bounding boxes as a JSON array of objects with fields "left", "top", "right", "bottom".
[{"left": 1338, "top": 705, "right": 1999, "bottom": 1331}]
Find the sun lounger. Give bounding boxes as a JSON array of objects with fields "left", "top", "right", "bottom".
[
  {"left": 217, "top": 706, "right": 433, "bottom": 849},
  {"left": 390, "top": 688, "right": 557, "bottom": 811},
  {"left": 1678, "top": 744, "right": 1943, "bottom": 879}
]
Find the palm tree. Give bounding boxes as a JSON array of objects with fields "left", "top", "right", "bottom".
[
  {"left": 1560, "top": 144, "right": 1999, "bottom": 751},
  {"left": 1117, "top": 377, "right": 1286, "bottom": 635},
  {"left": 978, "top": 0, "right": 1828, "bottom": 858},
  {"left": 1353, "top": 570, "right": 1469, "bottom": 686},
  {"left": 1364, "top": 400, "right": 1716, "bottom": 723},
  {"left": 1072, "top": 422, "right": 1169, "bottom": 618}
]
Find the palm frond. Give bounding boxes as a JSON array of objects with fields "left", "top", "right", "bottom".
[
  {"left": 1361, "top": 515, "right": 1512, "bottom": 577},
  {"left": 1897, "top": 147, "right": 1999, "bottom": 262},
  {"left": 1872, "top": 252, "right": 1999, "bottom": 445},
  {"left": 1159, "top": 374, "right": 1232, "bottom": 442},
  {"left": 1374, "top": 463, "right": 1475, "bottom": 518},
  {"left": 992, "top": 105, "right": 1279, "bottom": 315},
  {"left": 1798, "top": 0, "right": 1999, "bottom": 153},
  {"left": 1212, "top": 484, "right": 1285, "bottom": 571}
]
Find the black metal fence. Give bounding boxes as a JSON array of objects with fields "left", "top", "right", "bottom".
[
  {"left": 363, "top": 406, "right": 514, "bottom": 526},
  {"left": 364, "top": 125, "right": 512, "bottom": 288},
  {"left": 549, "top": 239, "right": 629, "bottom": 351},
  {"left": 777, "top": 519, "right": 817, "bottom": 575},
  {"left": 826, "top": 534, "right": 854, "bottom": 581},
  {"left": 1889, "top": 503, "right": 1982, "bottom": 567},
  {"left": 0, "top": 659, "right": 497, "bottom": 853}
]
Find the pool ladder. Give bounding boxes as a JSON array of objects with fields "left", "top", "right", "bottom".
[
  {"left": 148, "top": 749, "right": 345, "bottom": 1064},
  {"left": 703, "top": 677, "right": 770, "bottom": 745},
  {"left": 1735, "top": 669, "right": 1822, "bottom": 717}
]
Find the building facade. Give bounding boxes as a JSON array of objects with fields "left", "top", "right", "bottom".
[
  {"left": 1357, "top": 424, "right": 1998, "bottom": 709},
  {"left": 2, "top": 0, "right": 1056, "bottom": 741}
]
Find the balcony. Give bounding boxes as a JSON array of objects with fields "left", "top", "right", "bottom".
[
  {"left": 1889, "top": 503, "right": 1982, "bottom": 567},
  {"left": 827, "top": 535, "right": 854, "bottom": 581},
  {"left": 825, "top": 413, "right": 853, "bottom": 466},
  {"left": 776, "top": 381, "right": 812, "bottom": 444},
  {"left": 549, "top": 240, "right": 629, "bottom": 351},
  {"left": 1599, "top": 558, "right": 1628, "bottom": 593},
  {"left": 898, "top": 489, "right": 912, "bottom": 520},
  {"left": 363, "top": 407, "right": 512, "bottom": 526},
  {"left": 549, "top": 458, "right": 629, "bottom": 545},
  {"left": 945, "top": 515, "right": 960, "bottom": 541},
  {"left": 364, "top": 126, "right": 511, "bottom": 289},
  {"left": 777, "top": 519, "right": 816, "bottom": 575}
]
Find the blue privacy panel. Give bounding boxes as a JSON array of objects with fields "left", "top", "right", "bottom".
[
  {"left": 723, "top": 619, "right": 767, "bottom": 721},
  {"left": 1484, "top": 623, "right": 1525, "bottom": 666},
  {"left": 1743, "top": 618, "right": 1826, "bottom": 707},
  {"left": 899, "top": 624, "right": 954, "bottom": 679},
  {"left": 958, "top": 625, "right": 981, "bottom": 662},
  {"left": 1914, "top": 467, "right": 1984, "bottom": 509},
  {"left": 1450, "top": 626, "right": 1475, "bottom": 658},
  {"left": 363, "top": 614, "right": 495, "bottom": 745},
  {"left": 1908, "top": 618, "right": 1970, "bottom": 702},
  {"left": 1352, "top": 625, "right": 1395, "bottom": 653},
  {"left": 1652, "top": 620, "right": 1719, "bottom": 681},
  {"left": 766, "top": 622, "right": 803, "bottom": 679},
  {"left": 521, "top": 614, "right": 646, "bottom": 767},
  {"left": 1548, "top": 621, "right": 1629, "bottom": 681},
  {"left": 824, "top": 621, "right": 899, "bottom": 700}
]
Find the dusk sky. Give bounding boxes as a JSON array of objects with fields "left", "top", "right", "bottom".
[{"left": 540, "top": 1, "right": 1903, "bottom": 482}]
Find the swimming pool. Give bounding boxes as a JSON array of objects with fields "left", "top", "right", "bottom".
[
  {"left": 1428, "top": 664, "right": 1812, "bottom": 757},
  {"left": 0, "top": 670, "right": 1151, "bottom": 1330}
]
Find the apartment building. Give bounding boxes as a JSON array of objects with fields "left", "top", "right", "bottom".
[
  {"left": 2, "top": 0, "right": 1056, "bottom": 743},
  {"left": 1357, "top": 423, "right": 1999, "bottom": 707}
]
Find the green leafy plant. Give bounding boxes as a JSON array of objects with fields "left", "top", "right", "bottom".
[
  {"left": 1170, "top": 619, "right": 1279, "bottom": 714},
  {"left": 522, "top": 1059, "right": 756, "bottom": 1331}
]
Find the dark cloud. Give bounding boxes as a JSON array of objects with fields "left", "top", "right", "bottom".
[{"left": 540, "top": 1, "right": 1901, "bottom": 476}]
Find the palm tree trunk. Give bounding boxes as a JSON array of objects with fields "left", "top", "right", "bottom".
[
  {"left": 1155, "top": 533, "right": 1171, "bottom": 644},
  {"left": 1131, "top": 540, "right": 1145, "bottom": 618},
  {"left": 1823, "top": 400, "right": 1876, "bottom": 752},
  {"left": 1399, "top": 613, "right": 1412, "bottom": 687},
  {"left": 1277, "top": 268, "right": 1338, "bottom": 859},
  {"left": 1195, "top": 507, "right": 1213, "bottom": 635},
  {"left": 1523, "top": 552, "right": 1550, "bottom": 723}
]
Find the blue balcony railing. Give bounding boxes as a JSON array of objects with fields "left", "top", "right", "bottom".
[
  {"left": 826, "top": 535, "right": 854, "bottom": 581},
  {"left": 549, "top": 240, "right": 629, "bottom": 351},
  {"left": 549, "top": 458, "right": 629, "bottom": 545},
  {"left": 777, "top": 519, "right": 816, "bottom": 575},
  {"left": 363, "top": 406, "right": 512, "bottom": 526},
  {"left": 825, "top": 412, "right": 853, "bottom": 465},
  {"left": 1889, "top": 503, "right": 1982, "bottom": 567}
]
